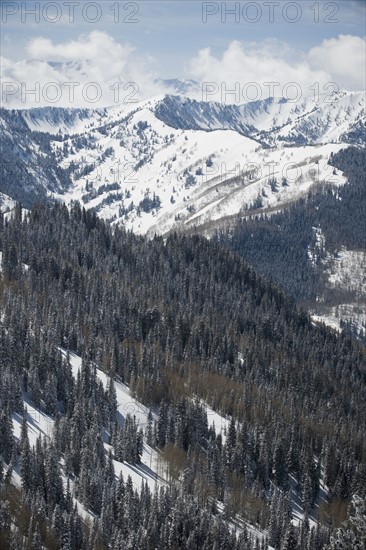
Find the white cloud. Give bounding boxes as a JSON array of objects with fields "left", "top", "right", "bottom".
[
  {"left": 186, "top": 35, "right": 366, "bottom": 103},
  {"left": 1, "top": 31, "right": 165, "bottom": 108},
  {"left": 308, "top": 35, "right": 366, "bottom": 91},
  {"left": 26, "top": 31, "right": 133, "bottom": 80},
  {"left": 1, "top": 32, "right": 365, "bottom": 108}
]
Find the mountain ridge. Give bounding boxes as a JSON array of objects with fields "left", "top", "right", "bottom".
[{"left": 1, "top": 90, "right": 364, "bottom": 230}]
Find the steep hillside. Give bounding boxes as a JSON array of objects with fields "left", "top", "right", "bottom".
[
  {"left": 1, "top": 92, "right": 364, "bottom": 232},
  {"left": 215, "top": 147, "right": 366, "bottom": 341},
  {"left": 154, "top": 91, "right": 365, "bottom": 146},
  {"left": 1, "top": 95, "right": 364, "bottom": 344},
  {"left": 0, "top": 203, "right": 365, "bottom": 548},
  {"left": 0, "top": 108, "right": 72, "bottom": 207}
]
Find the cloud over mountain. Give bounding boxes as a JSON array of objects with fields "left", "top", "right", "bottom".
[
  {"left": 187, "top": 35, "right": 366, "bottom": 102},
  {"left": 1, "top": 32, "right": 365, "bottom": 108}
]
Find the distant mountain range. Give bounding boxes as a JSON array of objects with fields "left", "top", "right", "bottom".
[
  {"left": 1, "top": 89, "right": 365, "bottom": 337},
  {"left": 1, "top": 89, "right": 364, "bottom": 228}
]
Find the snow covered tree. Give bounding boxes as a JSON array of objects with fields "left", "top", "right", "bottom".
[
  {"left": 19, "top": 413, "right": 32, "bottom": 493},
  {"left": 0, "top": 409, "right": 14, "bottom": 463},
  {"left": 326, "top": 495, "right": 366, "bottom": 549},
  {"left": 282, "top": 524, "right": 297, "bottom": 550}
]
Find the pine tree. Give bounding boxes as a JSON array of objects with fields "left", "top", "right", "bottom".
[
  {"left": 146, "top": 410, "right": 153, "bottom": 447},
  {"left": 0, "top": 498, "right": 11, "bottom": 547},
  {"left": 326, "top": 495, "right": 366, "bottom": 549},
  {"left": 20, "top": 413, "right": 32, "bottom": 493},
  {"left": 44, "top": 441, "right": 64, "bottom": 509},
  {"left": 282, "top": 524, "right": 297, "bottom": 550},
  {"left": 0, "top": 409, "right": 14, "bottom": 463}
]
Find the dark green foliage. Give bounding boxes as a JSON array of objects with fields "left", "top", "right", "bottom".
[
  {"left": 0, "top": 199, "right": 365, "bottom": 549},
  {"left": 215, "top": 147, "right": 366, "bottom": 334},
  {"left": 0, "top": 108, "right": 73, "bottom": 207}
]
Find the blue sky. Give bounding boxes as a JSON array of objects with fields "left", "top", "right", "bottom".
[
  {"left": 1, "top": 1, "right": 365, "bottom": 107},
  {"left": 2, "top": 0, "right": 365, "bottom": 76}
]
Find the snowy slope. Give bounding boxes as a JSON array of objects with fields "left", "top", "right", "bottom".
[
  {"left": 21, "top": 106, "right": 109, "bottom": 135},
  {"left": 60, "top": 350, "right": 165, "bottom": 492},
  {"left": 56, "top": 116, "right": 348, "bottom": 237},
  {"left": 9, "top": 349, "right": 167, "bottom": 524},
  {"left": 0, "top": 90, "right": 364, "bottom": 232},
  {"left": 153, "top": 91, "right": 365, "bottom": 146},
  {"left": 327, "top": 248, "right": 366, "bottom": 294},
  {"left": 0, "top": 192, "right": 16, "bottom": 213},
  {"left": 42, "top": 95, "right": 351, "bottom": 236},
  {"left": 311, "top": 247, "right": 366, "bottom": 338},
  {"left": 8, "top": 346, "right": 272, "bottom": 543}
]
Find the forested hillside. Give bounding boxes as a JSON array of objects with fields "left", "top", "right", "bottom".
[
  {"left": 1, "top": 93, "right": 364, "bottom": 235},
  {"left": 0, "top": 203, "right": 365, "bottom": 549},
  {"left": 0, "top": 108, "right": 73, "bottom": 207},
  {"left": 215, "top": 147, "right": 366, "bottom": 339}
]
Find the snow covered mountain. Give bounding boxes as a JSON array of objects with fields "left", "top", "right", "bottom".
[
  {"left": 154, "top": 78, "right": 201, "bottom": 96},
  {"left": 0, "top": 90, "right": 364, "bottom": 235},
  {"left": 154, "top": 91, "right": 365, "bottom": 146},
  {"left": 21, "top": 106, "right": 109, "bottom": 135}
]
